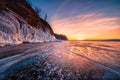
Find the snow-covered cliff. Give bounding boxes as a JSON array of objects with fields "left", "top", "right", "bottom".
[{"left": 0, "top": 0, "right": 56, "bottom": 44}]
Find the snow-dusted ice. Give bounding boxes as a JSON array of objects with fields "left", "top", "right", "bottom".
[
  {"left": 0, "top": 10, "right": 56, "bottom": 45},
  {"left": 0, "top": 41, "right": 120, "bottom": 80}
]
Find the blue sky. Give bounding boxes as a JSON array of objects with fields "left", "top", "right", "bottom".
[
  {"left": 30, "top": 0, "right": 63, "bottom": 21},
  {"left": 30, "top": 0, "right": 120, "bottom": 40},
  {"left": 30, "top": 0, "right": 120, "bottom": 20}
]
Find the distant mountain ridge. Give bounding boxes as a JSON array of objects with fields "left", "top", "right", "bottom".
[{"left": 0, "top": 0, "right": 56, "bottom": 44}]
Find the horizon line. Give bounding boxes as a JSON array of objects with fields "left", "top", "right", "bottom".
[{"left": 68, "top": 39, "right": 120, "bottom": 41}]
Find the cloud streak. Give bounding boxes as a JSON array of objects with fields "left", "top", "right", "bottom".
[{"left": 51, "top": 13, "right": 120, "bottom": 40}]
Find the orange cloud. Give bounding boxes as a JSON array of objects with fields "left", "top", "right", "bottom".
[{"left": 51, "top": 13, "right": 120, "bottom": 40}]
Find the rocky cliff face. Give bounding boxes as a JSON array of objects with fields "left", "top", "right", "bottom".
[{"left": 0, "top": 0, "right": 56, "bottom": 44}]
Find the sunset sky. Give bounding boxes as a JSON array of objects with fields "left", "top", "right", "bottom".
[{"left": 30, "top": 0, "right": 120, "bottom": 40}]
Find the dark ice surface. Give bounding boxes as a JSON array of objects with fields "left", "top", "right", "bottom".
[{"left": 0, "top": 41, "right": 120, "bottom": 80}]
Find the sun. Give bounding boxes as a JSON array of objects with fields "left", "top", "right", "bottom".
[{"left": 78, "top": 37, "right": 85, "bottom": 40}]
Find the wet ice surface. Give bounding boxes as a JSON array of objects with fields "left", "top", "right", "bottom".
[{"left": 0, "top": 41, "right": 120, "bottom": 80}]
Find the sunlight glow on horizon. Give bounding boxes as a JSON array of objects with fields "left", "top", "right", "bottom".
[
  {"left": 78, "top": 37, "right": 85, "bottom": 40},
  {"left": 51, "top": 13, "right": 120, "bottom": 40}
]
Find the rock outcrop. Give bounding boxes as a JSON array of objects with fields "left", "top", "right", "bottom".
[{"left": 54, "top": 33, "right": 68, "bottom": 40}]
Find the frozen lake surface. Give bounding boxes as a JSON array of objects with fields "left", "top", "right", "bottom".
[{"left": 0, "top": 41, "right": 120, "bottom": 80}]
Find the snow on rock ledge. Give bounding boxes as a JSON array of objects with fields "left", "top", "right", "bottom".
[{"left": 0, "top": 10, "right": 56, "bottom": 44}]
